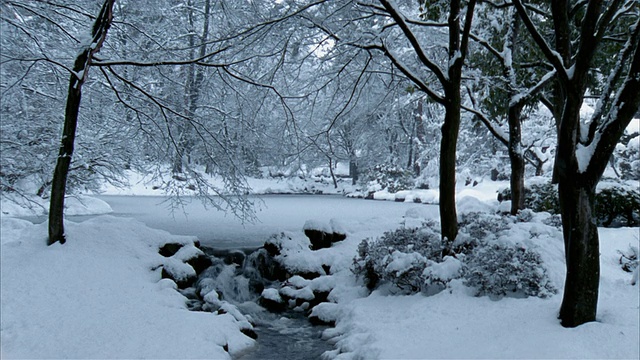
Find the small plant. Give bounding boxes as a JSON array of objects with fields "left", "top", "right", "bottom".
[
  {"left": 352, "top": 225, "right": 443, "bottom": 293},
  {"left": 498, "top": 183, "right": 560, "bottom": 214},
  {"left": 618, "top": 245, "right": 638, "bottom": 273}
]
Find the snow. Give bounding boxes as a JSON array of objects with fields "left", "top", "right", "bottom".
[
  {"left": 2, "top": 177, "right": 638, "bottom": 359},
  {"left": 0, "top": 215, "right": 254, "bottom": 359},
  {"left": 627, "top": 118, "right": 640, "bottom": 135}
]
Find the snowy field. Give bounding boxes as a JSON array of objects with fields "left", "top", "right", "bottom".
[{"left": 1, "top": 178, "right": 638, "bottom": 359}]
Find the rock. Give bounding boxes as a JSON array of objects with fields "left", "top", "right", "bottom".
[
  {"left": 322, "top": 264, "right": 331, "bottom": 275},
  {"left": 245, "top": 249, "right": 287, "bottom": 281},
  {"left": 263, "top": 241, "right": 281, "bottom": 257},
  {"left": 240, "top": 327, "right": 258, "bottom": 339},
  {"left": 308, "top": 290, "right": 330, "bottom": 308},
  {"left": 303, "top": 220, "right": 347, "bottom": 250},
  {"left": 187, "top": 253, "right": 213, "bottom": 275},
  {"left": 159, "top": 242, "right": 183, "bottom": 257},
  {"left": 161, "top": 267, "right": 196, "bottom": 289},
  {"left": 259, "top": 288, "right": 286, "bottom": 313},
  {"left": 223, "top": 250, "right": 246, "bottom": 266},
  {"left": 308, "top": 302, "right": 339, "bottom": 327},
  {"left": 308, "top": 314, "right": 336, "bottom": 327},
  {"left": 304, "top": 229, "right": 333, "bottom": 250}
]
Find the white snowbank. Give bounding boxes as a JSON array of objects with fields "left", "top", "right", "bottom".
[
  {"left": 0, "top": 215, "right": 254, "bottom": 359},
  {"left": 320, "top": 225, "right": 639, "bottom": 359}
]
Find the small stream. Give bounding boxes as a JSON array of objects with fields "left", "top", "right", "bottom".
[
  {"left": 189, "top": 247, "right": 334, "bottom": 360},
  {"left": 236, "top": 312, "right": 333, "bottom": 360}
]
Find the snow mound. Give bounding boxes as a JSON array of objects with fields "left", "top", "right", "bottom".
[{"left": 0, "top": 215, "right": 254, "bottom": 359}]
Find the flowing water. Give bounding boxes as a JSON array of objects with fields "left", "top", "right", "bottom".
[{"left": 192, "top": 247, "right": 334, "bottom": 360}]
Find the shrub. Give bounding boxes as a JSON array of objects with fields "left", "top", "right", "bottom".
[
  {"left": 464, "top": 242, "right": 556, "bottom": 298},
  {"left": 595, "top": 187, "right": 640, "bottom": 227},
  {"left": 498, "top": 183, "right": 559, "bottom": 214},
  {"left": 352, "top": 225, "right": 443, "bottom": 293},
  {"left": 498, "top": 181, "right": 640, "bottom": 227},
  {"left": 352, "top": 213, "right": 557, "bottom": 298},
  {"left": 361, "top": 164, "right": 414, "bottom": 194}
]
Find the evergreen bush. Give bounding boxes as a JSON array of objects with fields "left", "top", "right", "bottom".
[
  {"left": 498, "top": 181, "right": 639, "bottom": 227},
  {"left": 361, "top": 164, "right": 415, "bottom": 193},
  {"left": 352, "top": 213, "right": 557, "bottom": 298}
]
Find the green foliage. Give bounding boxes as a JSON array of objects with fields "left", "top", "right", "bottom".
[
  {"left": 498, "top": 183, "right": 560, "bottom": 214},
  {"left": 595, "top": 187, "right": 640, "bottom": 227}
]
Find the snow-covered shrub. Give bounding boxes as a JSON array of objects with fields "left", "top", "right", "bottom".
[
  {"left": 352, "top": 224, "right": 444, "bottom": 293},
  {"left": 361, "top": 164, "right": 414, "bottom": 194},
  {"left": 352, "top": 213, "right": 557, "bottom": 298},
  {"left": 595, "top": 186, "right": 640, "bottom": 227},
  {"left": 464, "top": 242, "right": 556, "bottom": 298}
]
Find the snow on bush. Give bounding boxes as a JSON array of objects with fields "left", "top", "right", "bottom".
[
  {"left": 352, "top": 212, "right": 558, "bottom": 298},
  {"left": 361, "top": 164, "right": 415, "bottom": 194},
  {"left": 464, "top": 243, "right": 556, "bottom": 298}
]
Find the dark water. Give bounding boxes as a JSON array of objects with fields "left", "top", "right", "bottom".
[
  {"left": 195, "top": 248, "right": 335, "bottom": 360},
  {"left": 236, "top": 312, "right": 333, "bottom": 360}
]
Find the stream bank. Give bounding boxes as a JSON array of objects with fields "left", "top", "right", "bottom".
[{"left": 158, "top": 224, "right": 347, "bottom": 359}]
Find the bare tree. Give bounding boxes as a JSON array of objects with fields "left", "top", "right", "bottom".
[
  {"left": 358, "top": 0, "right": 477, "bottom": 245},
  {"left": 48, "top": 0, "right": 116, "bottom": 245}
]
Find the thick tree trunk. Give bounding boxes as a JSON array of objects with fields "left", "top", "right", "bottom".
[
  {"left": 440, "top": 101, "right": 460, "bottom": 245},
  {"left": 48, "top": 0, "right": 115, "bottom": 245},
  {"left": 558, "top": 180, "right": 600, "bottom": 327},
  {"left": 554, "top": 92, "right": 600, "bottom": 327}
]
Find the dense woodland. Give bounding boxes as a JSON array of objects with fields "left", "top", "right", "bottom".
[{"left": 1, "top": 0, "right": 639, "bottom": 328}]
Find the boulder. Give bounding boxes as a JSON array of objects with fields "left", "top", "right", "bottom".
[
  {"left": 161, "top": 266, "right": 196, "bottom": 289},
  {"left": 303, "top": 220, "right": 347, "bottom": 250},
  {"left": 187, "top": 253, "right": 213, "bottom": 275},
  {"left": 259, "top": 288, "right": 286, "bottom": 313},
  {"left": 159, "top": 242, "right": 183, "bottom": 257}
]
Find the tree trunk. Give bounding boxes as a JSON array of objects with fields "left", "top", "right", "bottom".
[
  {"left": 349, "top": 159, "right": 358, "bottom": 185},
  {"left": 48, "top": 0, "right": 115, "bottom": 245},
  {"left": 440, "top": 101, "right": 460, "bottom": 245},
  {"left": 558, "top": 180, "right": 600, "bottom": 327},
  {"left": 508, "top": 104, "right": 525, "bottom": 215}
]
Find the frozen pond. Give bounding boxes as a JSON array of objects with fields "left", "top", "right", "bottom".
[{"left": 84, "top": 195, "right": 435, "bottom": 248}]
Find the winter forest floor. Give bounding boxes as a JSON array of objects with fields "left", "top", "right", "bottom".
[{"left": 1, "top": 174, "right": 638, "bottom": 359}]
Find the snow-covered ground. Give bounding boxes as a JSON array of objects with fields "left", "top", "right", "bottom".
[
  {"left": 1, "top": 177, "right": 638, "bottom": 359},
  {"left": 0, "top": 216, "right": 255, "bottom": 359}
]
